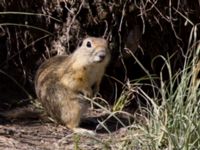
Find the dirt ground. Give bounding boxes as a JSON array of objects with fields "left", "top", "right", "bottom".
[
  {"left": 0, "top": 108, "right": 131, "bottom": 150},
  {"left": 0, "top": 122, "right": 111, "bottom": 150}
]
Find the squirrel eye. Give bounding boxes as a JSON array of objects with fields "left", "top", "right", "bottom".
[{"left": 86, "top": 41, "right": 92, "bottom": 48}]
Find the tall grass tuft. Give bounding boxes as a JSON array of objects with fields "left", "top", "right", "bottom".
[{"left": 116, "top": 51, "right": 200, "bottom": 149}]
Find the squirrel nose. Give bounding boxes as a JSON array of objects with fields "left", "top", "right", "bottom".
[
  {"left": 93, "top": 50, "right": 106, "bottom": 63},
  {"left": 98, "top": 51, "right": 106, "bottom": 60}
]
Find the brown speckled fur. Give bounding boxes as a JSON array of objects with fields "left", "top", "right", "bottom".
[{"left": 35, "top": 37, "right": 110, "bottom": 133}]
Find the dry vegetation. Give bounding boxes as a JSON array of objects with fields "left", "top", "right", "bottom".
[{"left": 0, "top": 0, "right": 200, "bottom": 149}]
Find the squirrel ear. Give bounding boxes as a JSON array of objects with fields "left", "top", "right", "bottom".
[{"left": 78, "top": 41, "right": 83, "bottom": 47}]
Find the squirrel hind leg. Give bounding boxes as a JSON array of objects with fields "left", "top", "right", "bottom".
[
  {"left": 63, "top": 111, "right": 96, "bottom": 136},
  {"left": 65, "top": 119, "right": 96, "bottom": 136}
]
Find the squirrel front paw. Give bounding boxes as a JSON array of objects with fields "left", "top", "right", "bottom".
[{"left": 77, "top": 89, "right": 93, "bottom": 98}]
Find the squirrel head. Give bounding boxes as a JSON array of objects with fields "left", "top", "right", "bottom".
[{"left": 74, "top": 37, "right": 111, "bottom": 66}]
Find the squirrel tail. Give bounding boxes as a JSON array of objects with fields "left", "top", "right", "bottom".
[{"left": 0, "top": 104, "right": 45, "bottom": 121}]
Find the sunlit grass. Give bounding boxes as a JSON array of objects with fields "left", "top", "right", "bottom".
[{"left": 105, "top": 52, "right": 200, "bottom": 149}]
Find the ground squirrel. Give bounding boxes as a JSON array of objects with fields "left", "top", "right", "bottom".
[{"left": 35, "top": 37, "right": 110, "bottom": 135}]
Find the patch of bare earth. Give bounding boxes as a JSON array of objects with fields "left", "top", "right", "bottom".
[{"left": 0, "top": 109, "right": 131, "bottom": 150}]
